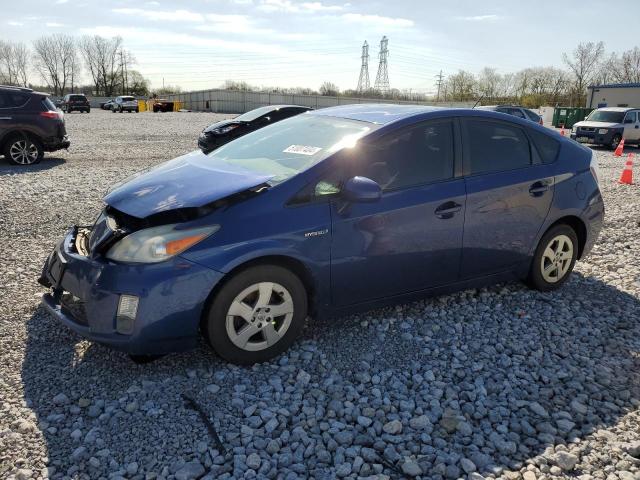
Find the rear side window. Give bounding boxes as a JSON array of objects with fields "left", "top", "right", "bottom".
[
  {"left": 524, "top": 109, "right": 541, "bottom": 121},
  {"left": 0, "top": 92, "right": 29, "bottom": 108},
  {"left": 42, "top": 97, "right": 57, "bottom": 111},
  {"left": 359, "top": 120, "right": 454, "bottom": 191},
  {"left": 528, "top": 129, "right": 560, "bottom": 164},
  {"left": 463, "top": 120, "right": 531, "bottom": 175}
]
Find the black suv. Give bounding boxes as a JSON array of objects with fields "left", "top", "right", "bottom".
[
  {"left": 61, "top": 93, "right": 90, "bottom": 113},
  {"left": 0, "top": 85, "right": 70, "bottom": 165}
]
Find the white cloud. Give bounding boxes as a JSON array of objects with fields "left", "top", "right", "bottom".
[
  {"left": 7, "top": 21, "right": 24, "bottom": 26},
  {"left": 55, "top": 0, "right": 69, "bottom": 4},
  {"left": 112, "top": 8, "right": 205, "bottom": 22},
  {"left": 341, "top": 13, "right": 414, "bottom": 28},
  {"left": 455, "top": 14, "right": 502, "bottom": 21},
  {"left": 258, "top": 0, "right": 343, "bottom": 13},
  {"left": 46, "top": 22, "right": 64, "bottom": 27}
]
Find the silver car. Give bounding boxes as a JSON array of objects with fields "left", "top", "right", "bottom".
[
  {"left": 112, "top": 96, "right": 139, "bottom": 113},
  {"left": 571, "top": 107, "right": 640, "bottom": 149}
]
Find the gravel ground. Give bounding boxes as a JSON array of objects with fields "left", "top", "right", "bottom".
[{"left": 1, "top": 109, "right": 640, "bottom": 480}]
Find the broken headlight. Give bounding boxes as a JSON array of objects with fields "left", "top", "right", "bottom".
[{"left": 105, "top": 224, "right": 219, "bottom": 263}]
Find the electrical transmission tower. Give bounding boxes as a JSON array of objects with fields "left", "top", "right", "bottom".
[
  {"left": 435, "top": 70, "right": 444, "bottom": 102},
  {"left": 374, "top": 36, "right": 389, "bottom": 94},
  {"left": 356, "top": 41, "right": 370, "bottom": 93}
]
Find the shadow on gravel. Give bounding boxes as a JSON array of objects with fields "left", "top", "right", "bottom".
[
  {"left": 20, "top": 272, "right": 640, "bottom": 478},
  {"left": 0, "top": 157, "right": 66, "bottom": 175}
]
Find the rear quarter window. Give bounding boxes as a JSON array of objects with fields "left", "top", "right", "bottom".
[
  {"left": 0, "top": 92, "right": 29, "bottom": 109},
  {"left": 528, "top": 129, "right": 560, "bottom": 164}
]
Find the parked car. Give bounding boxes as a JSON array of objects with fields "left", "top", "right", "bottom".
[
  {"left": 570, "top": 107, "right": 640, "bottom": 149},
  {"left": 0, "top": 85, "right": 70, "bottom": 165},
  {"left": 101, "top": 99, "right": 115, "bottom": 110},
  {"left": 61, "top": 93, "right": 90, "bottom": 113},
  {"left": 39, "top": 104, "right": 603, "bottom": 364},
  {"left": 112, "top": 96, "right": 139, "bottom": 113},
  {"left": 478, "top": 105, "right": 543, "bottom": 125},
  {"left": 198, "top": 105, "right": 312, "bottom": 154},
  {"left": 152, "top": 99, "right": 174, "bottom": 112}
]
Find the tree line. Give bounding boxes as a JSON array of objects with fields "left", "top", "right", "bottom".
[
  {"left": 2, "top": 37, "right": 639, "bottom": 106},
  {"left": 0, "top": 34, "right": 150, "bottom": 97}
]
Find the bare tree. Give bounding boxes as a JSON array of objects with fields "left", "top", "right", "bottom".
[
  {"left": 477, "top": 67, "right": 501, "bottom": 100},
  {"left": 562, "top": 41, "right": 605, "bottom": 95},
  {"left": 32, "top": 34, "right": 79, "bottom": 95},
  {"left": 0, "top": 40, "right": 30, "bottom": 86},
  {"left": 446, "top": 70, "right": 476, "bottom": 101},
  {"left": 319, "top": 81, "right": 340, "bottom": 96},
  {"left": 79, "top": 35, "right": 122, "bottom": 96}
]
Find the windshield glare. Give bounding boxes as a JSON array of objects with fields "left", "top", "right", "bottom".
[
  {"left": 206, "top": 115, "right": 374, "bottom": 184},
  {"left": 586, "top": 110, "right": 625, "bottom": 123},
  {"left": 235, "top": 106, "right": 279, "bottom": 122}
]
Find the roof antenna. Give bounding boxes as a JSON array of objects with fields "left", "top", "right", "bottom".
[{"left": 472, "top": 95, "right": 485, "bottom": 109}]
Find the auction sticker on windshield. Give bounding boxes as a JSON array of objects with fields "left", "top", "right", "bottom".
[{"left": 283, "top": 145, "right": 322, "bottom": 155}]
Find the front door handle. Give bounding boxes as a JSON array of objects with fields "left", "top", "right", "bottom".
[
  {"left": 529, "top": 181, "right": 550, "bottom": 196},
  {"left": 435, "top": 201, "right": 462, "bottom": 219}
]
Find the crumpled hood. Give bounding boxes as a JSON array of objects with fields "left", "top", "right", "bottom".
[
  {"left": 104, "top": 150, "right": 274, "bottom": 219},
  {"left": 574, "top": 121, "right": 619, "bottom": 129}
]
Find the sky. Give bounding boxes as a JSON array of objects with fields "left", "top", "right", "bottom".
[{"left": 3, "top": 0, "right": 640, "bottom": 94}]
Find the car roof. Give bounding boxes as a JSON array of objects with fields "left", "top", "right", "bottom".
[
  {"left": 0, "top": 85, "right": 33, "bottom": 93},
  {"left": 597, "top": 107, "right": 635, "bottom": 112},
  {"left": 310, "top": 103, "right": 445, "bottom": 125},
  {"left": 263, "top": 104, "right": 311, "bottom": 110}
]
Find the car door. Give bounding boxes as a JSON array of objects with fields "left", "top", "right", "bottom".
[
  {"left": 330, "top": 119, "right": 466, "bottom": 307},
  {"left": 623, "top": 111, "right": 639, "bottom": 141},
  {"left": 460, "top": 118, "right": 554, "bottom": 279}
]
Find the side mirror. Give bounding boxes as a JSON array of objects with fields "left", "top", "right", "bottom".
[{"left": 342, "top": 176, "right": 382, "bottom": 203}]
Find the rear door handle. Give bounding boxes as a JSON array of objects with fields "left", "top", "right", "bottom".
[
  {"left": 529, "top": 181, "right": 550, "bottom": 196},
  {"left": 434, "top": 201, "right": 462, "bottom": 219}
]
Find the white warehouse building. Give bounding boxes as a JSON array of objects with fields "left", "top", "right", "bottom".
[{"left": 586, "top": 83, "right": 640, "bottom": 109}]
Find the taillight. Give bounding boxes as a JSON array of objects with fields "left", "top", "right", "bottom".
[{"left": 40, "top": 110, "right": 62, "bottom": 119}]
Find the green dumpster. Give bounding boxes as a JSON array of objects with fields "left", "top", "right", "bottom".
[{"left": 552, "top": 107, "right": 593, "bottom": 128}]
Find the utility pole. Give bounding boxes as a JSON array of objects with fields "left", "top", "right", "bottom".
[
  {"left": 435, "top": 70, "right": 444, "bottom": 102},
  {"left": 374, "top": 36, "right": 390, "bottom": 95},
  {"left": 119, "top": 49, "right": 129, "bottom": 95},
  {"left": 357, "top": 41, "right": 370, "bottom": 93}
]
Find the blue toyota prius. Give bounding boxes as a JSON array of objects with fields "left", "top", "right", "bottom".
[{"left": 39, "top": 105, "right": 604, "bottom": 364}]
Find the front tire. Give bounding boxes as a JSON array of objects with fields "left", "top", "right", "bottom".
[
  {"left": 3, "top": 135, "right": 43, "bottom": 165},
  {"left": 611, "top": 134, "right": 622, "bottom": 150},
  {"left": 527, "top": 224, "right": 578, "bottom": 291},
  {"left": 204, "top": 265, "right": 308, "bottom": 365}
]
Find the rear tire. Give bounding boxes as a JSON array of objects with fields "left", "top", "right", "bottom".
[
  {"left": 3, "top": 135, "right": 43, "bottom": 165},
  {"left": 527, "top": 224, "right": 578, "bottom": 291},
  {"left": 204, "top": 265, "right": 308, "bottom": 365}
]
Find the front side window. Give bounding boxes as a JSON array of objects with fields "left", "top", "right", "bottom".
[
  {"left": 624, "top": 111, "right": 637, "bottom": 123},
  {"left": 356, "top": 121, "right": 454, "bottom": 191},
  {"left": 464, "top": 120, "right": 531, "bottom": 175}
]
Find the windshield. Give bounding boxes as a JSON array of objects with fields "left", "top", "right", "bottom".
[
  {"left": 207, "top": 114, "right": 375, "bottom": 184},
  {"left": 586, "top": 110, "right": 625, "bottom": 123},
  {"left": 235, "top": 106, "right": 280, "bottom": 122}
]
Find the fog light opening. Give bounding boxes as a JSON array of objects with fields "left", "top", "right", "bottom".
[{"left": 116, "top": 294, "right": 139, "bottom": 335}]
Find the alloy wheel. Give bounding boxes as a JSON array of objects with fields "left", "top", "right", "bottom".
[
  {"left": 225, "top": 281, "right": 294, "bottom": 352},
  {"left": 9, "top": 140, "right": 39, "bottom": 165},
  {"left": 540, "top": 234, "right": 574, "bottom": 283}
]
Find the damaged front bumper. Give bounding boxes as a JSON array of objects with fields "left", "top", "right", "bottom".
[{"left": 39, "top": 226, "right": 223, "bottom": 355}]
